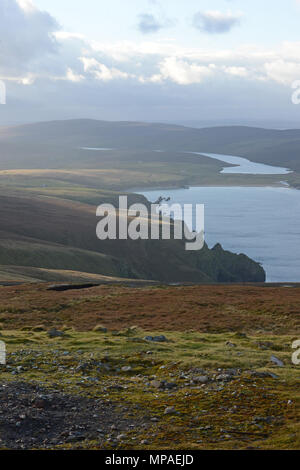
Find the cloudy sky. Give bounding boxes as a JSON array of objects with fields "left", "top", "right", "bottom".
[{"left": 1, "top": 0, "right": 300, "bottom": 126}]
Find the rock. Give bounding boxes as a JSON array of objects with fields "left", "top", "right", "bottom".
[
  {"left": 66, "top": 433, "right": 86, "bottom": 443},
  {"left": 250, "top": 371, "right": 279, "bottom": 379},
  {"left": 225, "top": 369, "right": 239, "bottom": 377},
  {"left": 153, "top": 335, "right": 167, "bottom": 342},
  {"left": 164, "top": 406, "right": 176, "bottom": 415},
  {"left": 268, "top": 372, "right": 280, "bottom": 379},
  {"left": 226, "top": 341, "right": 237, "bottom": 348},
  {"left": 47, "top": 328, "right": 65, "bottom": 338},
  {"left": 150, "top": 380, "right": 177, "bottom": 390},
  {"left": 164, "top": 382, "right": 177, "bottom": 390},
  {"left": 144, "top": 335, "right": 168, "bottom": 343},
  {"left": 270, "top": 355, "right": 284, "bottom": 367},
  {"left": 121, "top": 366, "right": 132, "bottom": 372},
  {"left": 193, "top": 375, "right": 209, "bottom": 384},
  {"left": 141, "top": 439, "right": 149, "bottom": 445},
  {"left": 216, "top": 374, "right": 233, "bottom": 382},
  {"left": 93, "top": 325, "right": 108, "bottom": 333},
  {"left": 151, "top": 380, "right": 163, "bottom": 389}
]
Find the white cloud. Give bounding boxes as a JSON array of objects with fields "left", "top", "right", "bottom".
[
  {"left": 51, "top": 33, "right": 300, "bottom": 87},
  {"left": 264, "top": 60, "right": 300, "bottom": 85},
  {"left": 223, "top": 66, "right": 249, "bottom": 77},
  {"left": 80, "top": 57, "right": 130, "bottom": 81},
  {"left": 65, "top": 68, "right": 84, "bottom": 83},
  {"left": 16, "top": 0, "right": 35, "bottom": 12},
  {"left": 155, "top": 57, "right": 216, "bottom": 85}
]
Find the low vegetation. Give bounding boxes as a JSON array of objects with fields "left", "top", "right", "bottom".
[{"left": 0, "top": 283, "right": 299, "bottom": 449}]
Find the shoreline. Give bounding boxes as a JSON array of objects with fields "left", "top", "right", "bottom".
[{"left": 128, "top": 180, "right": 293, "bottom": 194}]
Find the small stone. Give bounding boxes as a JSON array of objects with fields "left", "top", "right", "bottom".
[
  {"left": 270, "top": 355, "right": 284, "bottom": 367},
  {"left": 250, "top": 371, "right": 279, "bottom": 379},
  {"left": 93, "top": 325, "right": 108, "bottom": 333},
  {"left": 151, "top": 380, "right": 163, "bottom": 389},
  {"left": 193, "top": 375, "right": 209, "bottom": 384},
  {"left": 216, "top": 374, "right": 232, "bottom": 382},
  {"left": 226, "top": 341, "right": 237, "bottom": 348},
  {"left": 47, "top": 328, "right": 65, "bottom": 338},
  {"left": 141, "top": 439, "right": 149, "bottom": 445},
  {"left": 153, "top": 335, "right": 167, "bottom": 342},
  {"left": 144, "top": 335, "right": 168, "bottom": 343},
  {"left": 164, "top": 406, "right": 176, "bottom": 415},
  {"left": 164, "top": 382, "right": 177, "bottom": 390},
  {"left": 121, "top": 366, "right": 132, "bottom": 372}
]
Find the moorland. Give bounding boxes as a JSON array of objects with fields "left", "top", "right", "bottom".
[{"left": 0, "top": 120, "right": 299, "bottom": 450}]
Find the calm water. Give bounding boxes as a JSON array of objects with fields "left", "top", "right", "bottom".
[
  {"left": 81, "top": 147, "right": 113, "bottom": 151},
  {"left": 139, "top": 186, "right": 300, "bottom": 282},
  {"left": 189, "top": 152, "right": 292, "bottom": 175}
]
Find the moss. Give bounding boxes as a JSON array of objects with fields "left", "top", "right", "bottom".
[{"left": 0, "top": 328, "right": 299, "bottom": 449}]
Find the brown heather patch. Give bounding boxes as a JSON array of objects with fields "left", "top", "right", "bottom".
[{"left": 0, "top": 283, "right": 299, "bottom": 334}]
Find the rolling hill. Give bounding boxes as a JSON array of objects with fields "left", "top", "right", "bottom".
[
  {"left": 0, "top": 192, "right": 265, "bottom": 283},
  {"left": 0, "top": 119, "right": 299, "bottom": 173},
  {"left": 2, "top": 119, "right": 291, "bottom": 283}
]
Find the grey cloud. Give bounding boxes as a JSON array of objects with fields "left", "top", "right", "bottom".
[
  {"left": 0, "top": 0, "right": 59, "bottom": 77},
  {"left": 2, "top": 72, "right": 295, "bottom": 128},
  {"left": 137, "top": 13, "right": 163, "bottom": 34},
  {"left": 193, "top": 10, "right": 241, "bottom": 34}
]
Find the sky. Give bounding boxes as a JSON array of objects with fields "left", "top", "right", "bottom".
[{"left": 1, "top": 0, "right": 300, "bottom": 126}]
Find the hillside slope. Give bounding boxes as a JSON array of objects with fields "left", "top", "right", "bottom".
[{"left": 0, "top": 192, "right": 265, "bottom": 283}]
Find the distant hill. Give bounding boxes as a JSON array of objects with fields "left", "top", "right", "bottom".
[{"left": 0, "top": 119, "right": 299, "bottom": 172}]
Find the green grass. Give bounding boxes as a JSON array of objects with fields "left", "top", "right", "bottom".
[{"left": 0, "top": 328, "right": 299, "bottom": 449}]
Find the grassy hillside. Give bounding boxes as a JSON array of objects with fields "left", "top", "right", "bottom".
[
  {"left": 0, "top": 191, "right": 265, "bottom": 283},
  {"left": 0, "top": 266, "right": 157, "bottom": 284}
]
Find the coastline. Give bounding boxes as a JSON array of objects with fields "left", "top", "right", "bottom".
[{"left": 127, "top": 180, "right": 293, "bottom": 194}]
